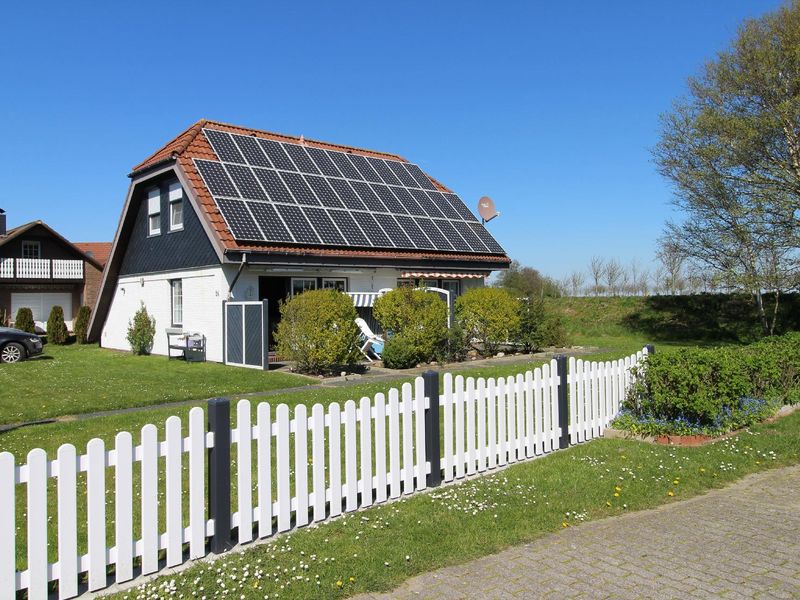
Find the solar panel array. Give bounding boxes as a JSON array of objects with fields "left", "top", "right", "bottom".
[{"left": 193, "top": 128, "right": 505, "bottom": 254}]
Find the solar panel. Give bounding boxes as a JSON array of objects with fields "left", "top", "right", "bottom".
[
  {"left": 275, "top": 204, "right": 320, "bottom": 244},
  {"left": 247, "top": 201, "right": 294, "bottom": 242},
  {"left": 216, "top": 198, "right": 261, "bottom": 240},
  {"left": 302, "top": 207, "right": 345, "bottom": 244},
  {"left": 232, "top": 135, "right": 272, "bottom": 167},
  {"left": 327, "top": 151, "right": 363, "bottom": 180},
  {"left": 305, "top": 146, "right": 343, "bottom": 177},
  {"left": 258, "top": 139, "right": 297, "bottom": 171},
  {"left": 195, "top": 160, "right": 240, "bottom": 197},
  {"left": 280, "top": 172, "right": 321, "bottom": 206},
  {"left": 253, "top": 168, "right": 296, "bottom": 204},
  {"left": 305, "top": 175, "right": 345, "bottom": 208},
  {"left": 352, "top": 212, "right": 393, "bottom": 247},
  {"left": 225, "top": 163, "right": 268, "bottom": 201},
  {"left": 282, "top": 143, "right": 320, "bottom": 174},
  {"left": 197, "top": 130, "right": 505, "bottom": 255},
  {"left": 329, "top": 210, "right": 369, "bottom": 246},
  {"left": 346, "top": 153, "right": 383, "bottom": 183},
  {"left": 204, "top": 130, "right": 245, "bottom": 164},
  {"left": 367, "top": 157, "right": 403, "bottom": 186}
]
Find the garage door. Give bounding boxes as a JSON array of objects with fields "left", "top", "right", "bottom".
[{"left": 11, "top": 293, "right": 73, "bottom": 324}]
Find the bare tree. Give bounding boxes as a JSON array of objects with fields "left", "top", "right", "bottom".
[
  {"left": 568, "top": 270, "right": 586, "bottom": 297},
  {"left": 604, "top": 258, "right": 623, "bottom": 296},
  {"left": 589, "top": 257, "right": 605, "bottom": 296},
  {"left": 656, "top": 241, "right": 685, "bottom": 295},
  {"left": 636, "top": 267, "right": 650, "bottom": 296}
]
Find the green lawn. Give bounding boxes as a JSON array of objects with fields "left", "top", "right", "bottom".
[
  {"left": 0, "top": 344, "right": 310, "bottom": 425},
  {"left": 102, "top": 410, "right": 800, "bottom": 600}
]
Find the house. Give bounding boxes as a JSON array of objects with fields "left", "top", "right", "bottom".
[
  {"left": 88, "top": 120, "right": 510, "bottom": 363},
  {"left": 0, "top": 211, "right": 108, "bottom": 330}
]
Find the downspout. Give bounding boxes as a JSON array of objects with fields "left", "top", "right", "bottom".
[{"left": 227, "top": 253, "right": 248, "bottom": 300}]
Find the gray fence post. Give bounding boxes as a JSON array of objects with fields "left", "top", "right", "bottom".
[
  {"left": 423, "top": 370, "right": 442, "bottom": 488},
  {"left": 208, "top": 398, "right": 232, "bottom": 554},
  {"left": 645, "top": 343, "right": 656, "bottom": 355},
  {"left": 555, "top": 355, "right": 570, "bottom": 450}
]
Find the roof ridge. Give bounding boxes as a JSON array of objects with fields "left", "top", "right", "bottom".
[{"left": 130, "top": 119, "right": 209, "bottom": 174}]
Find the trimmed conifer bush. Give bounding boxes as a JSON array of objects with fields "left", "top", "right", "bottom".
[
  {"left": 127, "top": 302, "right": 156, "bottom": 355},
  {"left": 14, "top": 307, "right": 35, "bottom": 333},
  {"left": 46, "top": 305, "right": 69, "bottom": 344},
  {"left": 74, "top": 305, "right": 92, "bottom": 344}
]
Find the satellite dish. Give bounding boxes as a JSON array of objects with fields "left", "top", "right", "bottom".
[{"left": 477, "top": 196, "right": 499, "bottom": 223}]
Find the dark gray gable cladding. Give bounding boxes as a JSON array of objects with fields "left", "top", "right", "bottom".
[{"left": 119, "top": 176, "right": 219, "bottom": 275}]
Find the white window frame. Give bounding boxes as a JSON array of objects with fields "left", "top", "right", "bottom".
[
  {"left": 147, "top": 188, "right": 161, "bottom": 236},
  {"left": 322, "top": 278, "right": 347, "bottom": 292},
  {"left": 171, "top": 279, "right": 183, "bottom": 326},
  {"left": 21, "top": 241, "right": 41, "bottom": 259},
  {"left": 168, "top": 182, "right": 184, "bottom": 232},
  {"left": 291, "top": 277, "right": 317, "bottom": 297}
]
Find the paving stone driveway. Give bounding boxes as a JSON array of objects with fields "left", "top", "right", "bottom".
[{"left": 355, "top": 465, "right": 800, "bottom": 599}]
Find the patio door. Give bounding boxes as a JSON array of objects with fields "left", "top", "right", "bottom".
[{"left": 223, "top": 300, "right": 268, "bottom": 369}]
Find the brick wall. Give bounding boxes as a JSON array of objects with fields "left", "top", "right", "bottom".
[{"left": 83, "top": 263, "right": 104, "bottom": 312}]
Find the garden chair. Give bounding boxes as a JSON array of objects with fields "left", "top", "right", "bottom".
[{"left": 355, "top": 318, "right": 385, "bottom": 362}]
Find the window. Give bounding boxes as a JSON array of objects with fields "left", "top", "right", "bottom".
[
  {"left": 147, "top": 188, "right": 161, "bottom": 236},
  {"left": 322, "top": 278, "right": 347, "bottom": 292},
  {"left": 440, "top": 280, "right": 461, "bottom": 297},
  {"left": 21, "top": 241, "right": 41, "bottom": 259},
  {"left": 168, "top": 182, "right": 183, "bottom": 231},
  {"left": 421, "top": 279, "right": 438, "bottom": 289},
  {"left": 171, "top": 280, "right": 183, "bottom": 326},
  {"left": 396, "top": 278, "right": 414, "bottom": 288},
  {"left": 291, "top": 278, "right": 317, "bottom": 296}
]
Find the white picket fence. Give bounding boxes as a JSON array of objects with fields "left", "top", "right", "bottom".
[{"left": 0, "top": 349, "right": 648, "bottom": 599}]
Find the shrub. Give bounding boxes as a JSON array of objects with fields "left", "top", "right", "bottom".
[
  {"left": 381, "top": 333, "right": 423, "bottom": 369},
  {"left": 46, "top": 305, "right": 69, "bottom": 344},
  {"left": 374, "top": 288, "right": 448, "bottom": 362},
  {"left": 456, "top": 287, "right": 521, "bottom": 356},
  {"left": 435, "top": 323, "right": 471, "bottom": 364},
  {"left": 127, "top": 302, "right": 156, "bottom": 355},
  {"left": 73, "top": 305, "right": 92, "bottom": 344},
  {"left": 14, "top": 307, "right": 35, "bottom": 333},
  {"left": 275, "top": 289, "right": 360, "bottom": 374}
]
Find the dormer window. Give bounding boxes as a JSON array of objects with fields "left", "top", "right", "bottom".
[
  {"left": 147, "top": 188, "right": 161, "bottom": 236},
  {"left": 22, "top": 240, "right": 41, "bottom": 259},
  {"left": 168, "top": 182, "right": 183, "bottom": 231}
]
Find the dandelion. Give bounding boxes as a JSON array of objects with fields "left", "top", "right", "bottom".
[
  {"left": 349, "top": 577, "right": 355, "bottom": 582},
  {"left": 336, "top": 580, "right": 343, "bottom": 587},
  {"left": 562, "top": 522, "right": 569, "bottom": 528},
  {"left": 673, "top": 479, "right": 679, "bottom": 485},
  {"left": 606, "top": 501, "right": 612, "bottom": 507},
  {"left": 667, "top": 491, "right": 674, "bottom": 497}
]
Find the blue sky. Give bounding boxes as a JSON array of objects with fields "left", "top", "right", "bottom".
[{"left": 0, "top": 1, "right": 781, "bottom": 279}]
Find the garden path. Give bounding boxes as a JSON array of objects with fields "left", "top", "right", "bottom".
[{"left": 355, "top": 464, "right": 800, "bottom": 599}]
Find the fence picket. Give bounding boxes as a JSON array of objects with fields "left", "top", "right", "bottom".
[
  {"left": 312, "top": 404, "right": 326, "bottom": 521},
  {"left": 256, "top": 403, "right": 273, "bottom": 537},
  {"left": 113, "top": 434, "right": 133, "bottom": 584},
  {"left": 166, "top": 416, "right": 183, "bottom": 564},
  {"left": 86, "top": 439, "right": 106, "bottom": 591},
  {"left": 497, "top": 378, "right": 507, "bottom": 465},
  {"left": 506, "top": 376, "right": 517, "bottom": 464},
  {"left": 140, "top": 424, "right": 159, "bottom": 574},
  {"left": 414, "top": 378, "right": 427, "bottom": 490},
  {"left": 295, "top": 404, "right": 309, "bottom": 526},
  {"left": 477, "top": 378, "right": 487, "bottom": 471},
  {"left": 487, "top": 378, "right": 497, "bottom": 469},
  {"left": 524, "top": 371, "right": 535, "bottom": 457},
  {"left": 328, "top": 403, "right": 342, "bottom": 517},
  {"left": 28, "top": 448, "right": 49, "bottom": 599},
  {"left": 189, "top": 407, "right": 207, "bottom": 554},
  {"left": 540, "top": 363, "right": 552, "bottom": 452},
  {"left": 0, "top": 453, "right": 14, "bottom": 600},
  {"left": 276, "top": 404, "right": 291, "bottom": 532},
  {"left": 388, "top": 390, "right": 401, "bottom": 497},
  {"left": 57, "top": 443, "right": 79, "bottom": 597},
  {"left": 344, "top": 400, "right": 358, "bottom": 509},
  {"left": 236, "top": 402, "right": 253, "bottom": 543},
  {"left": 374, "top": 394, "right": 387, "bottom": 503},
  {"left": 401, "top": 383, "right": 414, "bottom": 494},
  {"left": 515, "top": 374, "right": 525, "bottom": 460},
  {"left": 442, "top": 374, "right": 453, "bottom": 482},
  {"left": 533, "top": 368, "right": 543, "bottom": 454},
  {"left": 359, "top": 397, "right": 373, "bottom": 507},
  {"left": 454, "top": 375, "right": 465, "bottom": 478},
  {"left": 466, "top": 378, "right": 476, "bottom": 475}
]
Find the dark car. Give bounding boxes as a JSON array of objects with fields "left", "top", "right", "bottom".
[{"left": 0, "top": 327, "right": 43, "bottom": 363}]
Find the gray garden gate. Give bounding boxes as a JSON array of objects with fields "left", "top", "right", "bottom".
[{"left": 223, "top": 300, "right": 269, "bottom": 369}]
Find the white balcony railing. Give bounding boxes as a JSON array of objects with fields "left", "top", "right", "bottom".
[{"left": 0, "top": 258, "right": 84, "bottom": 279}]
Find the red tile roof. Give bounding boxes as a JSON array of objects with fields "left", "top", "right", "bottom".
[
  {"left": 74, "top": 242, "right": 112, "bottom": 266},
  {"left": 131, "top": 120, "right": 508, "bottom": 265}
]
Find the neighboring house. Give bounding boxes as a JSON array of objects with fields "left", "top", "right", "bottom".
[
  {"left": 74, "top": 242, "right": 113, "bottom": 312},
  {"left": 88, "top": 120, "right": 510, "bottom": 362},
  {"left": 0, "top": 212, "right": 107, "bottom": 330}
]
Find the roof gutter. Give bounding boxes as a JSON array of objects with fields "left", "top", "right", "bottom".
[{"left": 227, "top": 253, "right": 247, "bottom": 299}]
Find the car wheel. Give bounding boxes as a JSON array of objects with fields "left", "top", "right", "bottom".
[{"left": 1, "top": 342, "right": 25, "bottom": 364}]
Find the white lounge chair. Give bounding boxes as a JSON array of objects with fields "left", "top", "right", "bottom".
[{"left": 355, "top": 318, "right": 385, "bottom": 362}]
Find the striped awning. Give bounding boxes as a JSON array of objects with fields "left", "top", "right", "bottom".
[
  {"left": 347, "top": 292, "right": 381, "bottom": 308},
  {"left": 401, "top": 272, "right": 487, "bottom": 279}
]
